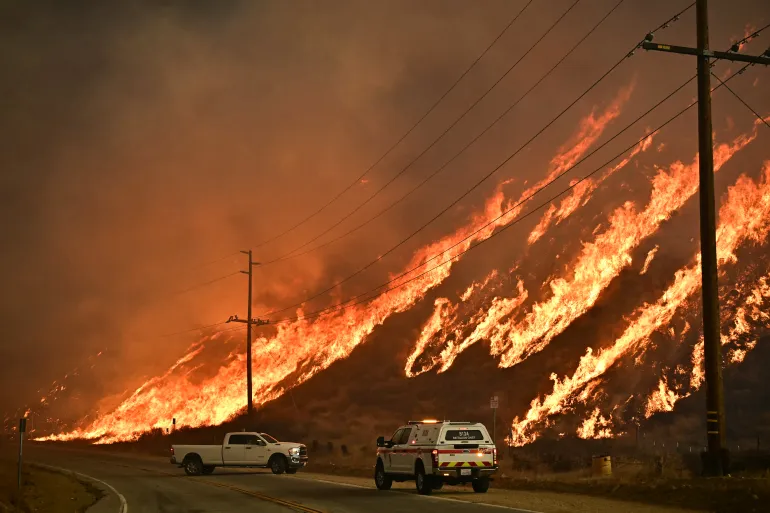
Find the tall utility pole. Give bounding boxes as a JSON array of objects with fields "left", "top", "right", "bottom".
[
  {"left": 227, "top": 250, "right": 269, "bottom": 416},
  {"left": 694, "top": 0, "right": 725, "bottom": 478},
  {"left": 642, "top": 0, "right": 769, "bottom": 476}
]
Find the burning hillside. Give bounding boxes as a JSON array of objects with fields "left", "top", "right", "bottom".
[
  {"left": 5, "top": 1, "right": 769, "bottom": 451},
  {"left": 35, "top": 92, "right": 770, "bottom": 446}
]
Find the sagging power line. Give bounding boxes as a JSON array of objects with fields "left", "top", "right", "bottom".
[
  {"left": 247, "top": 0, "right": 538, "bottom": 253},
  {"left": 265, "top": 62, "right": 758, "bottom": 327},
  {"left": 259, "top": 0, "right": 630, "bottom": 268},
  {"left": 259, "top": 2, "right": 695, "bottom": 319},
  {"left": 266, "top": 0, "right": 582, "bottom": 264}
]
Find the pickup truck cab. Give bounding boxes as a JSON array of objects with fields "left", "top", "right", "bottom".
[
  {"left": 374, "top": 420, "right": 497, "bottom": 495},
  {"left": 171, "top": 432, "right": 308, "bottom": 476}
]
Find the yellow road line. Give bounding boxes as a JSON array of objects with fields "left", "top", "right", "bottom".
[
  {"left": 201, "top": 479, "right": 324, "bottom": 513},
  {"left": 146, "top": 467, "right": 324, "bottom": 513}
]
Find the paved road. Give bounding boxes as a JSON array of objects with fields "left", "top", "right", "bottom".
[{"left": 27, "top": 445, "right": 535, "bottom": 513}]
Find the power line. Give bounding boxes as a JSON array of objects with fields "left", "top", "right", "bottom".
[
  {"left": 726, "top": 23, "right": 770, "bottom": 52},
  {"left": 270, "top": 62, "right": 754, "bottom": 326},
  {"left": 268, "top": 0, "right": 576, "bottom": 263},
  {"left": 711, "top": 65, "right": 770, "bottom": 129},
  {"left": 260, "top": 2, "right": 695, "bottom": 318},
  {"left": 159, "top": 321, "right": 229, "bottom": 338},
  {"left": 163, "top": 271, "right": 241, "bottom": 298},
  {"left": 272, "top": 78, "right": 697, "bottom": 322},
  {"left": 246, "top": 0, "right": 538, "bottom": 253},
  {"left": 161, "top": 251, "right": 241, "bottom": 287},
  {"left": 261, "top": 0, "right": 629, "bottom": 267}
]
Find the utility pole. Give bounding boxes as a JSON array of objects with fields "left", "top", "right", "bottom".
[
  {"left": 227, "top": 250, "right": 269, "bottom": 416},
  {"left": 18, "top": 417, "right": 26, "bottom": 492},
  {"left": 642, "top": 0, "right": 769, "bottom": 476}
]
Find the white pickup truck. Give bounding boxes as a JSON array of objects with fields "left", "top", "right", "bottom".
[{"left": 171, "top": 432, "right": 308, "bottom": 476}]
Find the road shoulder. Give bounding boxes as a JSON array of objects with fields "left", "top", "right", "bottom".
[
  {"left": 31, "top": 462, "right": 126, "bottom": 513},
  {"left": 0, "top": 453, "right": 102, "bottom": 513},
  {"left": 293, "top": 471, "right": 702, "bottom": 513}
]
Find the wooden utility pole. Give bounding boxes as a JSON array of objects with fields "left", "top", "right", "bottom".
[
  {"left": 694, "top": 0, "right": 725, "bottom": 477},
  {"left": 642, "top": 0, "right": 769, "bottom": 476},
  {"left": 227, "top": 250, "right": 268, "bottom": 416},
  {"left": 18, "top": 417, "right": 26, "bottom": 492}
]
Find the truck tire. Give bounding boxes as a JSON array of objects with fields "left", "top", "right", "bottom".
[
  {"left": 202, "top": 465, "right": 215, "bottom": 475},
  {"left": 270, "top": 455, "right": 287, "bottom": 475},
  {"left": 415, "top": 463, "right": 433, "bottom": 495},
  {"left": 183, "top": 456, "right": 203, "bottom": 476},
  {"left": 374, "top": 461, "right": 392, "bottom": 490},
  {"left": 472, "top": 478, "right": 490, "bottom": 493}
]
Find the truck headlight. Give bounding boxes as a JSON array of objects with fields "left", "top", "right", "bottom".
[{"left": 289, "top": 447, "right": 300, "bottom": 456}]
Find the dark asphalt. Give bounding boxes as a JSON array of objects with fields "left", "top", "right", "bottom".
[{"left": 27, "top": 445, "right": 539, "bottom": 513}]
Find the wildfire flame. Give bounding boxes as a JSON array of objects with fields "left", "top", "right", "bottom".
[
  {"left": 406, "top": 127, "right": 759, "bottom": 378},
  {"left": 577, "top": 408, "right": 614, "bottom": 439},
  {"left": 528, "top": 133, "right": 655, "bottom": 245},
  {"left": 639, "top": 245, "right": 659, "bottom": 275},
  {"left": 38, "top": 84, "right": 636, "bottom": 443},
  {"left": 32, "top": 72, "right": 769, "bottom": 448},
  {"left": 644, "top": 377, "right": 681, "bottom": 418},
  {"left": 509, "top": 160, "right": 770, "bottom": 446}
]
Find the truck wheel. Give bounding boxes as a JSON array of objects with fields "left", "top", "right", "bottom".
[
  {"left": 270, "top": 455, "right": 287, "bottom": 475},
  {"left": 285, "top": 468, "right": 298, "bottom": 475},
  {"left": 202, "top": 466, "right": 215, "bottom": 475},
  {"left": 374, "top": 462, "right": 392, "bottom": 490},
  {"left": 415, "top": 464, "right": 433, "bottom": 495},
  {"left": 183, "top": 456, "right": 203, "bottom": 476},
  {"left": 472, "top": 478, "right": 490, "bottom": 493}
]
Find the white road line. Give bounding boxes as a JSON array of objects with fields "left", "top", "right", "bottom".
[
  {"left": 301, "top": 475, "right": 545, "bottom": 512},
  {"left": 301, "top": 477, "right": 370, "bottom": 489},
  {"left": 32, "top": 462, "right": 128, "bottom": 513}
]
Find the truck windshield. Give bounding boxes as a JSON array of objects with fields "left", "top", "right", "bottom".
[{"left": 260, "top": 433, "right": 278, "bottom": 443}]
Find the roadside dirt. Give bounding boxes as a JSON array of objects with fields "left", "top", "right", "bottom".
[{"left": 0, "top": 446, "right": 101, "bottom": 513}]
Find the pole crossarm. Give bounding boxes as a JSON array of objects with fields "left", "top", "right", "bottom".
[
  {"left": 642, "top": 41, "right": 770, "bottom": 65},
  {"left": 226, "top": 315, "right": 270, "bottom": 326}
]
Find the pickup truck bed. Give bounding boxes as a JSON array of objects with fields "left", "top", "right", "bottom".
[{"left": 171, "top": 432, "right": 308, "bottom": 476}]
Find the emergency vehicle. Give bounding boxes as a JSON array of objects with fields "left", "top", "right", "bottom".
[{"left": 374, "top": 420, "right": 497, "bottom": 495}]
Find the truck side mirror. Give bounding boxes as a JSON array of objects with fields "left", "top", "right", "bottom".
[{"left": 376, "top": 436, "right": 385, "bottom": 447}]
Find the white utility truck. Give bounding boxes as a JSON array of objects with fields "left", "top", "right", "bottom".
[
  {"left": 374, "top": 420, "right": 497, "bottom": 494},
  {"left": 171, "top": 432, "right": 308, "bottom": 476}
]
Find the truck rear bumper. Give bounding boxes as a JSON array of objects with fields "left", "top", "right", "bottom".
[{"left": 434, "top": 466, "right": 496, "bottom": 483}]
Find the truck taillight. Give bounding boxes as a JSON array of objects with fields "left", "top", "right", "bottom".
[
  {"left": 431, "top": 449, "right": 439, "bottom": 468},
  {"left": 493, "top": 447, "right": 497, "bottom": 465},
  {"left": 170, "top": 447, "right": 174, "bottom": 455}
]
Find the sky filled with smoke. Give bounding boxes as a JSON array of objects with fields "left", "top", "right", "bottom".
[{"left": 1, "top": 0, "right": 768, "bottom": 422}]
